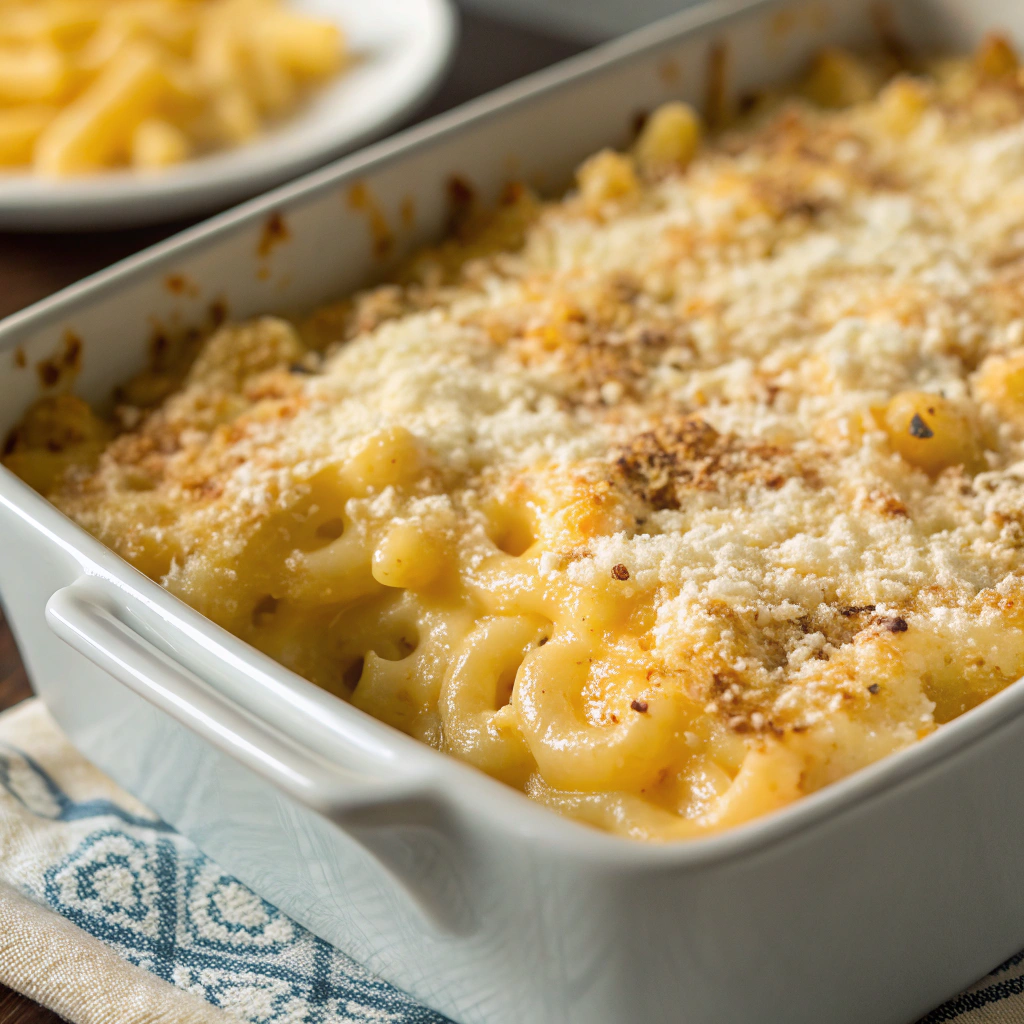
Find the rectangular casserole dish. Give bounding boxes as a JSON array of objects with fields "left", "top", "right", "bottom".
[{"left": 3, "top": 0, "right": 1024, "bottom": 1020}]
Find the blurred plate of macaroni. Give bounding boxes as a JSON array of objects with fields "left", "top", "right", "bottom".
[{"left": 0, "top": 0, "right": 457, "bottom": 229}]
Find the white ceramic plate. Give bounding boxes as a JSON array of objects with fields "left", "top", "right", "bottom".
[{"left": 0, "top": 0, "right": 457, "bottom": 231}]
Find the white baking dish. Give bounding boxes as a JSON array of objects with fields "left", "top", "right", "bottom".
[{"left": 2, "top": 1, "right": 1023, "bottom": 1021}]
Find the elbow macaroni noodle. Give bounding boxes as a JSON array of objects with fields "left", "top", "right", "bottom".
[{"left": 12, "top": 37, "right": 1024, "bottom": 840}]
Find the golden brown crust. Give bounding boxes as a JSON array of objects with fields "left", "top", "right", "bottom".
[{"left": 12, "top": 42, "right": 1024, "bottom": 838}]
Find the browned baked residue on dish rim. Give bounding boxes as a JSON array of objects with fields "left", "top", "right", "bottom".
[
  {"left": 12, "top": 347, "right": 26, "bottom": 370},
  {"left": 208, "top": 297, "right": 229, "bottom": 330},
  {"left": 870, "top": 0, "right": 913, "bottom": 65},
  {"left": 769, "top": 7, "right": 800, "bottom": 41},
  {"left": 446, "top": 174, "right": 477, "bottom": 237},
  {"left": 400, "top": 194, "right": 416, "bottom": 230},
  {"left": 36, "top": 330, "right": 83, "bottom": 390},
  {"left": 165, "top": 273, "right": 200, "bottom": 298},
  {"left": 257, "top": 211, "right": 291, "bottom": 260},
  {"left": 658, "top": 56, "right": 681, "bottom": 85},
  {"left": 705, "top": 38, "right": 731, "bottom": 131},
  {"left": 149, "top": 320, "right": 171, "bottom": 369},
  {"left": 347, "top": 181, "right": 396, "bottom": 260}
]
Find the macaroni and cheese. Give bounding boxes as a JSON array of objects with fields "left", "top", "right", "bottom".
[
  {"left": 10, "top": 38, "right": 1024, "bottom": 840},
  {"left": 0, "top": 0, "right": 346, "bottom": 175}
]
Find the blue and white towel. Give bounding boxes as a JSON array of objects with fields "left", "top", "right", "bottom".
[
  {"left": 0, "top": 699, "right": 449, "bottom": 1024},
  {"left": 0, "top": 696, "right": 1020, "bottom": 1024}
]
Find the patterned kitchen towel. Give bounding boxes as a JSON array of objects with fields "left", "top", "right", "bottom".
[
  {"left": 0, "top": 698, "right": 450, "bottom": 1024},
  {"left": 0, "top": 696, "right": 1023, "bottom": 1024}
]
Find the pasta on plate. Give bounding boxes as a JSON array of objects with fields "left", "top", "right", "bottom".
[
  {"left": 0, "top": 0, "right": 346, "bottom": 175},
  {"left": 11, "top": 36, "right": 1024, "bottom": 840}
]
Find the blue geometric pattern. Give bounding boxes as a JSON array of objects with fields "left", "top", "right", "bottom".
[{"left": 0, "top": 741, "right": 450, "bottom": 1024}]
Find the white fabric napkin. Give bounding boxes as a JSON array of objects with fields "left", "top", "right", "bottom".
[{"left": 0, "top": 695, "right": 1021, "bottom": 1024}]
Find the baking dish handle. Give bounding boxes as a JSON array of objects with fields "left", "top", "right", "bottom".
[{"left": 44, "top": 580, "right": 431, "bottom": 826}]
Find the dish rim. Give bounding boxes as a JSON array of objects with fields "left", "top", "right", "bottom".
[{"left": 2, "top": 0, "right": 1021, "bottom": 869}]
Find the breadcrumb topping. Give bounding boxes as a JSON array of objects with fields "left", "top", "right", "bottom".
[{"left": 12, "top": 40, "right": 1024, "bottom": 834}]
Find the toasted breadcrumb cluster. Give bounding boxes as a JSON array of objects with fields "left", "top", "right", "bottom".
[{"left": 11, "top": 35, "right": 1024, "bottom": 837}]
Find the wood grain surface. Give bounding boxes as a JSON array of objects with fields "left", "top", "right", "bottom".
[{"left": 0, "top": 10, "right": 582, "bottom": 1021}]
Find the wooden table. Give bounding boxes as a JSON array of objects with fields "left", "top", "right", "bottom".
[{"left": 0, "top": 11, "right": 582, "bottom": 1021}]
